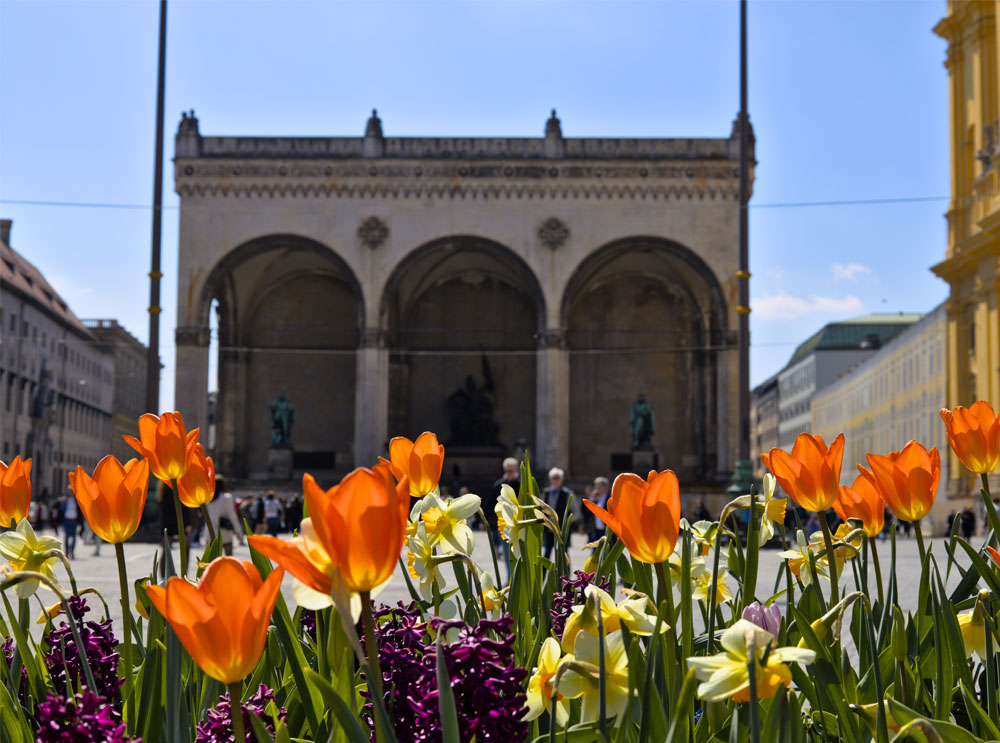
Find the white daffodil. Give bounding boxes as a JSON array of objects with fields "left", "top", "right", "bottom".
[
  {"left": 523, "top": 637, "right": 570, "bottom": 725},
  {"left": 406, "top": 522, "right": 446, "bottom": 600},
  {"left": 682, "top": 519, "right": 718, "bottom": 556},
  {"left": 0, "top": 519, "right": 63, "bottom": 598},
  {"left": 692, "top": 570, "right": 734, "bottom": 606},
  {"left": 557, "top": 629, "right": 631, "bottom": 725},
  {"left": 688, "top": 619, "right": 815, "bottom": 702},
  {"left": 495, "top": 484, "right": 527, "bottom": 559},
  {"left": 758, "top": 474, "right": 787, "bottom": 546},
  {"left": 410, "top": 491, "right": 481, "bottom": 555}
]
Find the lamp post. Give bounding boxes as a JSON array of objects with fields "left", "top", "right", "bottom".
[{"left": 145, "top": 0, "right": 167, "bottom": 413}]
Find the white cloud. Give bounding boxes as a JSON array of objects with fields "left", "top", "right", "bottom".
[
  {"left": 831, "top": 263, "right": 872, "bottom": 282},
  {"left": 754, "top": 292, "right": 863, "bottom": 320}
]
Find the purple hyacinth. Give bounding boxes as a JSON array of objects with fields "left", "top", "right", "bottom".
[
  {"left": 550, "top": 571, "right": 611, "bottom": 637},
  {"left": 44, "top": 595, "right": 121, "bottom": 704},
  {"left": 300, "top": 609, "right": 317, "bottom": 641},
  {"left": 360, "top": 603, "right": 529, "bottom": 742},
  {"left": 741, "top": 601, "right": 782, "bottom": 636},
  {"left": 35, "top": 689, "right": 137, "bottom": 743},
  {"left": 1, "top": 635, "right": 29, "bottom": 710},
  {"left": 195, "top": 684, "right": 287, "bottom": 743}
]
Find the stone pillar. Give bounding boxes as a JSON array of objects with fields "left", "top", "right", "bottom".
[
  {"left": 174, "top": 325, "right": 210, "bottom": 431},
  {"left": 216, "top": 345, "right": 249, "bottom": 477},
  {"left": 354, "top": 328, "right": 389, "bottom": 468},
  {"left": 716, "top": 335, "right": 734, "bottom": 480},
  {"left": 535, "top": 328, "right": 570, "bottom": 476}
]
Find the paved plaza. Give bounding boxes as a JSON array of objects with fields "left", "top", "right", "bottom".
[{"left": 11, "top": 526, "right": 980, "bottom": 643}]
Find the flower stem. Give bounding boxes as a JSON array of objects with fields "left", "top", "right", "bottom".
[
  {"left": 981, "top": 473, "right": 999, "bottom": 548},
  {"left": 817, "top": 510, "right": 839, "bottom": 606},
  {"left": 229, "top": 680, "right": 245, "bottom": 742},
  {"left": 868, "top": 535, "right": 885, "bottom": 609},
  {"left": 913, "top": 519, "right": 927, "bottom": 566},
  {"left": 114, "top": 542, "right": 134, "bottom": 720},
  {"left": 361, "top": 591, "right": 386, "bottom": 743},
  {"left": 170, "top": 478, "right": 188, "bottom": 578},
  {"left": 200, "top": 504, "right": 217, "bottom": 543}
]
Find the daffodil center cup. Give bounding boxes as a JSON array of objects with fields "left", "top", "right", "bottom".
[{"left": 421, "top": 506, "right": 450, "bottom": 534}]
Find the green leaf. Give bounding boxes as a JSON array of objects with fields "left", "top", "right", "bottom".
[
  {"left": 665, "top": 667, "right": 698, "bottom": 743},
  {"left": 885, "top": 697, "right": 982, "bottom": 743},
  {"left": 304, "top": 668, "right": 370, "bottom": 743},
  {"left": 0, "top": 679, "right": 31, "bottom": 743},
  {"left": 249, "top": 712, "right": 278, "bottom": 743},
  {"left": 435, "top": 632, "right": 460, "bottom": 743}
]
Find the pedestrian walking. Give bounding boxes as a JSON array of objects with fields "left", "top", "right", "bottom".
[
  {"left": 203, "top": 476, "right": 244, "bottom": 556},
  {"left": 542, "top": 467, "right": 573, "bottom": 561}
]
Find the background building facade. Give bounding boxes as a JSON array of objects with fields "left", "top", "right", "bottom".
[
  {"left": 82, "top": 319, "right": 150, "bottom": 463},
  {"left": 934, "top": 1, "right": 1000, "bottom": 497},
  {"left": 1, "top": 220, "right": 114, "bottom": 499},
  {"left": 172, "top": 110, "right": 751, "bottom": 490},
  {"left": 749, "top": 373, "right": 779, "bottom": 481},
  {"left": 776, "top": 314, "right": 920, "bottom": 450},
  {"left": 811, "top": 304, "right": 952, "bottom": 533}
]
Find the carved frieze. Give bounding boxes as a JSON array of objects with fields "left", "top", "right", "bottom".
[{"left": 175, "top": 326, "right": 211, "bottom": 347}]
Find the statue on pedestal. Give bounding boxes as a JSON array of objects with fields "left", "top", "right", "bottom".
[
  {"left": 446, "top": 350, "right": 500, "bottom": 447},
  {"left": 630, "top": 393, "right": 654, "bottom": 451},
  {"left": 269, "top": 391, "right": 295, "bottom": 448}
]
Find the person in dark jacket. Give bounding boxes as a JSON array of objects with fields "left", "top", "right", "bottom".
[
  {"left": 487, "top": 457, "right": 520, "bottom": 577},
  {"left": 542, "top": 467, "right": 573, "bottom": 561}
]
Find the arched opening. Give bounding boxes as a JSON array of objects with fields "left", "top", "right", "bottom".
[
  {"left": 199, "top": 235, "right": 363, "bottom": 479},
  {"left": 561, "top": 237, "right": 729, "bottom": 484},
  {"left": 380, "top": 236, "right": 544, "bottom": 484}
]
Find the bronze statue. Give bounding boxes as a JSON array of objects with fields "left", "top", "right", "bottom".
[
  {"left": 269, "top": 391, "right": 295, "bottom": 447},
  {"left": 630, "top": 393, "right": 654, "bottom": 450},
  {"left": 446, "top": 349, "right": 500, "bottom": 446}
]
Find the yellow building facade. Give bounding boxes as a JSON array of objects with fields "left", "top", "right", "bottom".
[
  {"left": 812, "top": 305, "right": 954, "bottom": 534},
  {"left": 934, "top": 2, "right": 1000, "bottom": 497}
]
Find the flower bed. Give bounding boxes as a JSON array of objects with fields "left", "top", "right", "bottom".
[{"left": 1, "top": 403, "right": 999, "bottom": 742}]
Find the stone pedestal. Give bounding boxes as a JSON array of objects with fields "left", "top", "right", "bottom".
[
  {"left": 268, "top": 448, "right": 294, "bottom": 480},
  {"left": 610, "top": 450, "right": 659, "bottom": 474}
]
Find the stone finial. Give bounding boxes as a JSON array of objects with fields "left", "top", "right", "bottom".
[
  {"left": 544, "top": 109, "right": 564, "bottom": 158},
  {"left": 176, "top": 109, "right": 202, "bottom": 157},
  {"left": 363, "top": 108, "right": 385, "bottom": 157}
]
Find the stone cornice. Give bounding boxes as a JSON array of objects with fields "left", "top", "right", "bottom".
[
  {"left": 175, "top": 159, "right": 744, "bottom": 201},
  {"left": 192, "top": 135, "right": 741, "bottom": 161}
]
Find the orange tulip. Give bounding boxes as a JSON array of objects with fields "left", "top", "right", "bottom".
[
  {"left": 145, "top": 557, "right": 283, "bottom": 684},
  {"left": 866, "top": 441, "right": 940, "bottom": 523},
  {"left": 584, "top": 469, "right": 681, "bottom": 564},
  {"left": 940, "top": 402, "right": 1000, "bottom": 475},
  {"left": 68, "top": 457, "right": 149, "bottom": 544},
  {"left": 833, "top": 466, "right": 885, "bottom": 538},
  {"left": 0, "top": 457, "right": 32, "bottom": 528},
  {"left": 987, "top": 546, "right": 1000, "bottom": 570},
  {"left": 254, "top": 467, "right": 409, "bottom": 595},
  {"left": 177, "top": 444, "right": 215, "bottom": 507},
  {"left": 124, "top": 412, "right": 200, "bottom": 482},
  {"left": 763, "top": 433, "right": 845, "bottom": 513},
  {"left": 382, "top": 432, "right": 445, "bottom": 498}
]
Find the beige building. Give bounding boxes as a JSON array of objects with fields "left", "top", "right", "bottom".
[
  {"left": 933, "top": 2, "right": 1000, "bottom": 498},
  {"left": 172, "top": 110, "right": 750, "bottom": 488},
  {"left": 82, "top": 319, "right": 150, "bottom": 463},
  {"left": 1, "top": 220, "right": 114, "bottom": 499},
  {"left": 811, "top": 304, "right": 953, "bottom": 533},
  {"left": 750, "top": 373, "right": 779, "bottom": 481}
]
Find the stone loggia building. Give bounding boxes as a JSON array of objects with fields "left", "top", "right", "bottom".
[{"left": 172, "top": 110, "right": 751, "bottom": 488}]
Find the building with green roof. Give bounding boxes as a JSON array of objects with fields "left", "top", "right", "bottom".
[{"left": 776, "top": 312, "right": 921, "bottom": 449}]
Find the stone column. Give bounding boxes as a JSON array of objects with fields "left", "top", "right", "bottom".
[
  {"left": 535, "top": 328, "right": 570, "bottom": 476},
  {"left": 216, "top": 344, "right": 249, "bottom": 477},
  {"left": 354, "top": 328, "right": 389, "bottom": 469},
  {"left": 174, "top": 325, "right": 210, "bottom": 430}
]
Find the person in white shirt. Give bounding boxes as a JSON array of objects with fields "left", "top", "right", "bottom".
[{"left": 203, "top": 476, "right": 244, "bottom": 556}]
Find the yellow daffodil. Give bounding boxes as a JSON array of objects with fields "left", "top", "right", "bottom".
[
  {"left": 479, "top": 571, "right": 503, "bottom": 618},
  {"left": 561, "top": 584, "right": 665, "bottom": 652},
  {"left": 406, "top": 522, "right": 445, "bottom": 600},
  {"left": 410, "top": 491, "right": 481, "bottom": 555},
  {"left": 523, "top": 637, "right": 570, "bottom": 725},
  {"left": 693, "top": 570, "right": 734, "bottom": 606},
  {"left": 688, "top": 618, "right": 815, "bottom": 702},
  {"left": 777, "top": 532, "right": 829, "bottom": 587},
  {"left": 758, "top": 474, "right": 787, "bottom": 546},
  {"left": 0, "top": 519, "right": 62, "bottom": 598},
  {"left": 495, "top": 484, "right": 528, "bottom": 558},
  {"left": 557, "top": 629, "right": 631, "bottom": 725},
  {"left": 958, "top": 592, "right": 991, "bottom": 660}
]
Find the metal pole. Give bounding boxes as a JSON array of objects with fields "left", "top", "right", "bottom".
[
  {"left": 737, "top": 0, "right": 751, "bottom": 463},
  {"left": 145, "top": 0, "right": 167, "bottom": 413}
]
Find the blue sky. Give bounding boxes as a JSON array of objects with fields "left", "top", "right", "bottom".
[{"left": 0, "top": 0, "right": 950, "bottom": 409}]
